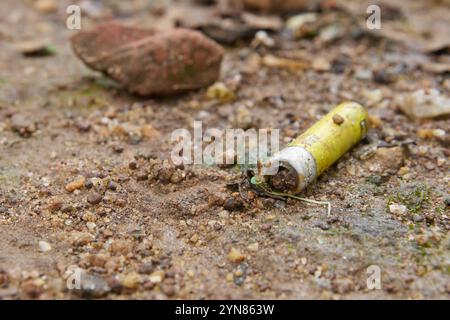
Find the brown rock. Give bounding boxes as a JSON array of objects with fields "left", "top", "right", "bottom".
[
  {"left": 364, "top": 146, "right": 405, "bottom": 174},
  {"left": 110, "top": 239, "right": 133, "bottom": 256},
  {"left": 227, "top": 248, "right": 245, "bottom": 263},
  {"left": 65, "top": 177, "right": 86, "bottom": 192},
  {"left": 20, "top": 279, "right": 43, "bottom": 299},
  {"left": 242, "top": 0, "right": 315, "bottom": 13},
  {"left": 87, "top": 192, "right": 103, "bottom": 205},
  {"left": 34, "top": 0, "right": 58, "bottom": 13},
  {"left": 71, "top": 23, "right": 223, "bottom": 96}
]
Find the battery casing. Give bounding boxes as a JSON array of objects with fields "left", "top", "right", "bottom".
[{"left": 265, "top": 102, "right": 368, "bottom": 193}]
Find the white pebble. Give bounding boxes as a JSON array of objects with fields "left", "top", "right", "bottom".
[{"left": 38, "top": 240, "right": 52, "bottom": 252}]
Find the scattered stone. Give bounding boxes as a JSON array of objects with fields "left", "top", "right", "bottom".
[
  {"left": 332, "top": 278, "right": 354, "bottom": 294},
  {"left": 84, "top": 179, "right": 94, "bottom": 189},
  {"left": 47, "top": 197, "right": 63, "bottom": 212},
  {"left": 261, "top": 54, "right": 307, "bottom": 70},
  {"left": 251, "top": 31, "right": 275, "bottom": 48},
  {"left": 161, "top": 284, "right": 176, "bottom": 297},
  {"left": 88, "top": 254, "right": 107, "bottom": 268},
  {"left": 373, "top": 69, "right": 396, "bottom": 84},
  {"left": 206, "top": 82, "right": 236, "bottom": 103},
  {"left": 15, "top": 40, "right": 56, "bottom": 57},
  {"left": 11, "top": 113, "right": 36, "bottom": 137},
  {"left": 314, "top": 221, "right": 331, "bottom": 230},
  {"left": 71, "top": 23, "right": 224, "bottom": 96},
  {"left": 38, "top": 240, "right": 52, "bottom": 252},
  {"left": 223, "top": 197, "right": 244, "bottom": 212},
  {"left": 65, "top": 177, "right": 86, "bottom": 192},
  {"left": 247, "top": 243, "right": 259, "bottom": 252},
  {"left": 20, "top": 279, "right": 43, "bottom": 299},
  {"left": 389, "top": 203, "right": 408, "bottom": 215},
  {"left": 189, "top": 234, "right": 199, "bottom": 244},
  {"left": 74, "top": 273, "right": 110, "bottom": 298},
  {"left": 366, "top": 175, "right": 383, "bottom": 186},
  {"left": 122, "top": 272, "right": 141, "bottom": 289},
  {"left": 243, "top": 0, "right": 313, "bottom": 13},
  {"left": 87, "top": 192, "right": 103, "bottom": 205},
  {"left": 364, "top": 146, "right": 405, "bottom": 174},
  {"left": 232, "top": 105, "right": 254, "bottom": 130},
  {"left": 396, "top": 89, "right": 450, "bottom": 119},
  {"left": 86, "top": 222, "right": 97, "bottom": 231},
  {"left": 107, "top": 181, "right": 117, "bottom": 191},
  {"left": 170, "top": 170, "right": 186, "bottom": 184},
  {"left": 140, "top": 124, "right": 161, "bottom": 139},
  {"left": 233, "top": 264, "right": 248, "bottom": 286},
  {"left": 444, "top": 198, "right": 450, "bottom": 206},
  {"left": 227, "top": 248, "right": 245, "bottom": 263},
  {"left": 129, "top": 160, "right": 138, "bottom": 170},
  {"left": 136, "top": 171, "right": 148, "bottom": 181},
  {"left": 110, "top": 240, "right": 133, "bottom": 256},
  {"left": 0, "top": 269, "right": 9, "bottom": 287},
  {"left": 260, "top": 223, "right": 272, "bottom": 231},
  {"left": 70, "top": 231, "right": 94, "bottom": 247},
  {"left": 138, "top": 262, "right": 154, "bottom": 274},
  {"left": 34, "top": 0, "right": 58, "bottom": 13},
  {"left": 149, "top": 270, "right": 165, "bottom": 284},
  {"left": 285, "top": 13, "right": 318, "bottom": 39},
  {"left": 312, "top": 57, "right": 331, "bottom": 71},
  {"left": 107, "top": 276, "right": 123, "bottom": 294},
  {"left": 218, "top": 210, "right": 230, "bottom": 219}
]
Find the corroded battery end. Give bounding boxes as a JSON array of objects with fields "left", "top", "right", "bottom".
[{"left": 265, "top": 146, "right": 317, "bottom": 194}]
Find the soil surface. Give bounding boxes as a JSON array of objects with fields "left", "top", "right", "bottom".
[{"left": 0, "top": 0, "right": 449, "bottom": 299}]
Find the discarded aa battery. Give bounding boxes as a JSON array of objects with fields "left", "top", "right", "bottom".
[{"left": 259, "top": 101, "right": 368, "bottom": 194}]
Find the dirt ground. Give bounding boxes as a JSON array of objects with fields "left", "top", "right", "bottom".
[{"left": 0, "top": 0, "right": 449, "bottom": 299}]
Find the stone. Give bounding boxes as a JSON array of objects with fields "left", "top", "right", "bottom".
[
  {"left": 364, "top": 147, "right": 405, "bottom": 174},
  {"left": 149, "top": 270, "right": 165, "bottom": 284},
  {"left": 227, "top": 248, "right": 245, "bottom": 263},
  {"left": 65, "top": 177, "right": 86, "bottom": 192},
  {"left": 87, "top": 192, "right": 103, "bottom": 205},
  {"left": 11, "top": 113, "right": 36, "bottom": 137},
  {"left": 396, "top": 89, "right": 450, "bottom": 119},
  {"left": 74, "top": 273, "right": 110, "bottom": 298},
  {"left": 389, "top": 203, "right": 408, "bottom": 215},
  {"left": 71, "top": 23, "right": 223, "bottom": 96},
  {"left": 38, "top": 240, "right": 52, "bottom": 252},
  {"left": 122, "top": 272, "right": 141, "bottom": 289},
  {"left": 34, "top": 0, "right": 58, "bottom": 13}
]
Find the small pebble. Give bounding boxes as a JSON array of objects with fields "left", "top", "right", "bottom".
[
  {"left": 84, "top": 179, "right": 94, "bottom": 189},
  {"left": 149, "top": 270, "right": 165, "bottom": 284},
  {"left": 129, "top": 161, "right": 138, "bottom": 170},
  {"left": 38, "top": 241, "right": 52, "bottom": 252},
  {"left": 65, "top": 177, "right": 86, "bottom": 193},
  {"left": 223, "top": 198, "right": 243, "bottom": 211},
  {"left": 227, "top": 248, "right": 245, "bottom": 263},
  {"left": 87, "top": 192, "right": 103, "bottom": 205},
  {"left": 107, "top": 181, "right": 117, "bottom": 191},
  {"left": 122, "top": 272, "right": 141, "bottom": 289},
  {"left": 389, "top": 203, "right": 407, "bottom": 215}
]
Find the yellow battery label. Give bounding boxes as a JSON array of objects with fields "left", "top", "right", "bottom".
[{"left": 288, "top": 102, "right": 368, "bottom": 176}]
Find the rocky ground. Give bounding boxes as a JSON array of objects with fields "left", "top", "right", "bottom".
[{"left": 0, "top": 0, "right": 449, "bottom": 299}]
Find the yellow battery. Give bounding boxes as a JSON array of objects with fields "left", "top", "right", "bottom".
[{"left": 264, "top": 101, "right": 368, "bottom": 193}]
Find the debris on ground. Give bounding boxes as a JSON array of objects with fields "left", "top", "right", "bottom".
[
  {"left": 15, "top": 40, "right": 57, "bottom": 57},
  {"left": 396, "top": 89, "right": 450, "bottom": 119},
  {"left": 0, "top": 0, "right": 449, "bottom": 301},
  {"left": 71, "top": 23, "right": 224, "bottom": 96}
]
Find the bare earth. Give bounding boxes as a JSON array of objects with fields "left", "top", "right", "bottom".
[{"left": 0, "top": 0, "right": 449, "bottom": 299}]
